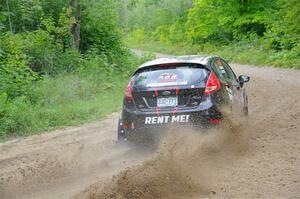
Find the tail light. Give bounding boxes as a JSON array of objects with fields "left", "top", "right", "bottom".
[
  {"left": 123, "top": 122, "right": 130, "bottom": 129},
  {"left": 204, "top": 71, "right": 220, "bottom": 95},
  {"left": 123, "top": 122, "right": 135, "bottom": 129},
  {"left": 125, "top": 81, "right": 133, "bottom": 100}
]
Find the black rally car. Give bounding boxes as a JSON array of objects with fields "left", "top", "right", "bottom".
[{"left": 118, "top": 55, "right": 250, "bottom": 142}]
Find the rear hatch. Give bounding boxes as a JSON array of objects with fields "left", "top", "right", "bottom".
[{"left": 131, "top": 63, "right": 209, "bottom": 112}]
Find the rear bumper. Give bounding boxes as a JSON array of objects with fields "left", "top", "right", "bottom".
[
  {"left": 120, "top": 124, "right": 209, "bottom": 143},
  {"left": 120, "top": 105, "right": 222, "bottom": 141}
]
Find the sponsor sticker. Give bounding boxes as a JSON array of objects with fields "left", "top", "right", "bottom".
[
  {"left": 146, "top": 72, "right": 187, "bottom": 87},
  {"left": 158, "top": 73, "right": 177, "bottom": 82},
  {"left": 145, "top": 115, "right": 190, "bottom": 124}
]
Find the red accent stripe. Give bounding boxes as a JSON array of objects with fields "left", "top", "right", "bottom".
[
  {"left": 175, "top": 86, "right": 179, "bottom": 96},
  {"left": 156, "top": 107, "right": 161, "bottom": 116},
  {"left": 210, "top": 119, "right": 222, "bottom": 125},
  {"left": 172, "top": 107, "right": 179, "bottom": 115},
  {"left": 220, "top": 81, "right": 226, "bottom": 87}
]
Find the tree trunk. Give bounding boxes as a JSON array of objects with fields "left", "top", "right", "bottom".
[
  {"left": 70, "top": 0, "right": 81, "bottom": 50},
  {"left": 6, "top": 0, "right": 13, "bottom": 32}
]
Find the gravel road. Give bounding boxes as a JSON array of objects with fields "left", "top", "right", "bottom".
[{"left": 0, "top": 51, "right": 299, "bottom": 199}]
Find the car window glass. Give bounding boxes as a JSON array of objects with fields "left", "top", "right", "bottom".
[
  {"left": 212, "top": 61, "right": 224, "bottom": 79},
  {"left": 221, "top": 60, "right": 237, "bottom": 83},
  {"left": 214, "top": 59, "right": 231, "bottom": 81},
  {"left": 133, "top": 65, "right": 208, "bottom": 89}
]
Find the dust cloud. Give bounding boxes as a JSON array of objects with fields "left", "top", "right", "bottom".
[{"left": 75, "top": 114, "right": 250, "bottom": 199}]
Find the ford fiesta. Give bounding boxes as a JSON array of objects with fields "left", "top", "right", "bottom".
[{"left": 118, "top": 55, "right": 250, "bottom": 143}]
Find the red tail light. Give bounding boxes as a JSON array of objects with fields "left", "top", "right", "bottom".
[
  {"left": 123, "top": 122, "right": 135, "bottom": 129},
  {"left": 123, "top": 122, "right": 130, "bottom": 129},
  {"left": 125, "top": 81, "right": 133, "bottom": 100},
  {"left": 204, "top": 71, "right": 220, "bottom": 95}
]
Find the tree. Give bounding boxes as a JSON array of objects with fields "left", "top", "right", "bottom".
[
  {"left": 5, "top": 0, "right": 12, "bottom": 32},
  {"left": 70, "top": 0, "right": 81, "bottom": 50}
]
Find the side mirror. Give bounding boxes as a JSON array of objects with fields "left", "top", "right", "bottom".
[{"left": 238, "top": 75, "right": 250, "bottom": 87}]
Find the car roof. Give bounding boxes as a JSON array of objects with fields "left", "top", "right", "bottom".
[{"left": 137, "top": 55, "right": 217, "bottom": 71}]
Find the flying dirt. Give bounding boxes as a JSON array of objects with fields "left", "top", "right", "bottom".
[{"left": 0, "top": 51, "right": 299, "bottom": 199}]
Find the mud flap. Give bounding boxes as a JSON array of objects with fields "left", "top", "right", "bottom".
[{"left": 117, "top": 118, "right": 126, "bottom": 143}]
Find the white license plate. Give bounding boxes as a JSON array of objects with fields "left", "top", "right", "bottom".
[{"left": 157, "top": 97, "right": 178, "bottom": 107}]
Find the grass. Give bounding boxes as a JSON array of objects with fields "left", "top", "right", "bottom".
[
  {"left": 31, "top": 75, "right": 126, "bottom": 130},
  {"left": 0, "top": 50, "right": 153, "bottom": 141},
  {"left": 0, "top": 50, "right": 151, "bottom": 141},
  {"left": 0, "top": 73, "right": 128, "bottom": 141},
  {"left": 126, "top": 39, "right": 300, "bottom": 69}
]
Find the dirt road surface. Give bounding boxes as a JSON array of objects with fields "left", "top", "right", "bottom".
[{"left": 1, "top": 50, "right": 299, "bottom": 199}]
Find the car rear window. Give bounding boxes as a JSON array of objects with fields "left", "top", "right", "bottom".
[{"left": 133, "top": 64, "right": 208, "bottom": 89}]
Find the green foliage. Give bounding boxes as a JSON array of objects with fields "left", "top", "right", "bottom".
[
  {"left": 127, "top": 39, "right": 300, "bottom": 69},
  {"left": 0, "top": 94, "right": 35, "bottom": 137},
  {"left": 124, "top": 0, "right": 300, "bottom": 58},
  {"left": 187, "top": 0, "right": 235, "bottom": 42},
  {"left": 0, "top": 33, "right": 39, "bottom": 99},
  {"left": 0, "top": 51, "right": 147, "bottom": 139},
  {"left": 80, "top": 0, "right": 123, "bottom": 55},
  {"left": 0, "top": 0, "right": 69, "bottom": 33},
  {"left": 264, "top": 0, "right": 300, "bottom": 51},
  {"left": 0, "top": 0, "right": 142, "bottom": 139}
]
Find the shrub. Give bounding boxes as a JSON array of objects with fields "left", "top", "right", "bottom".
[
  {"left": 0, "top": 94, "right": 34, "bottom": 137},
  {"left": 0, "top": 33, "right": 39, "bottom": 99}
]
